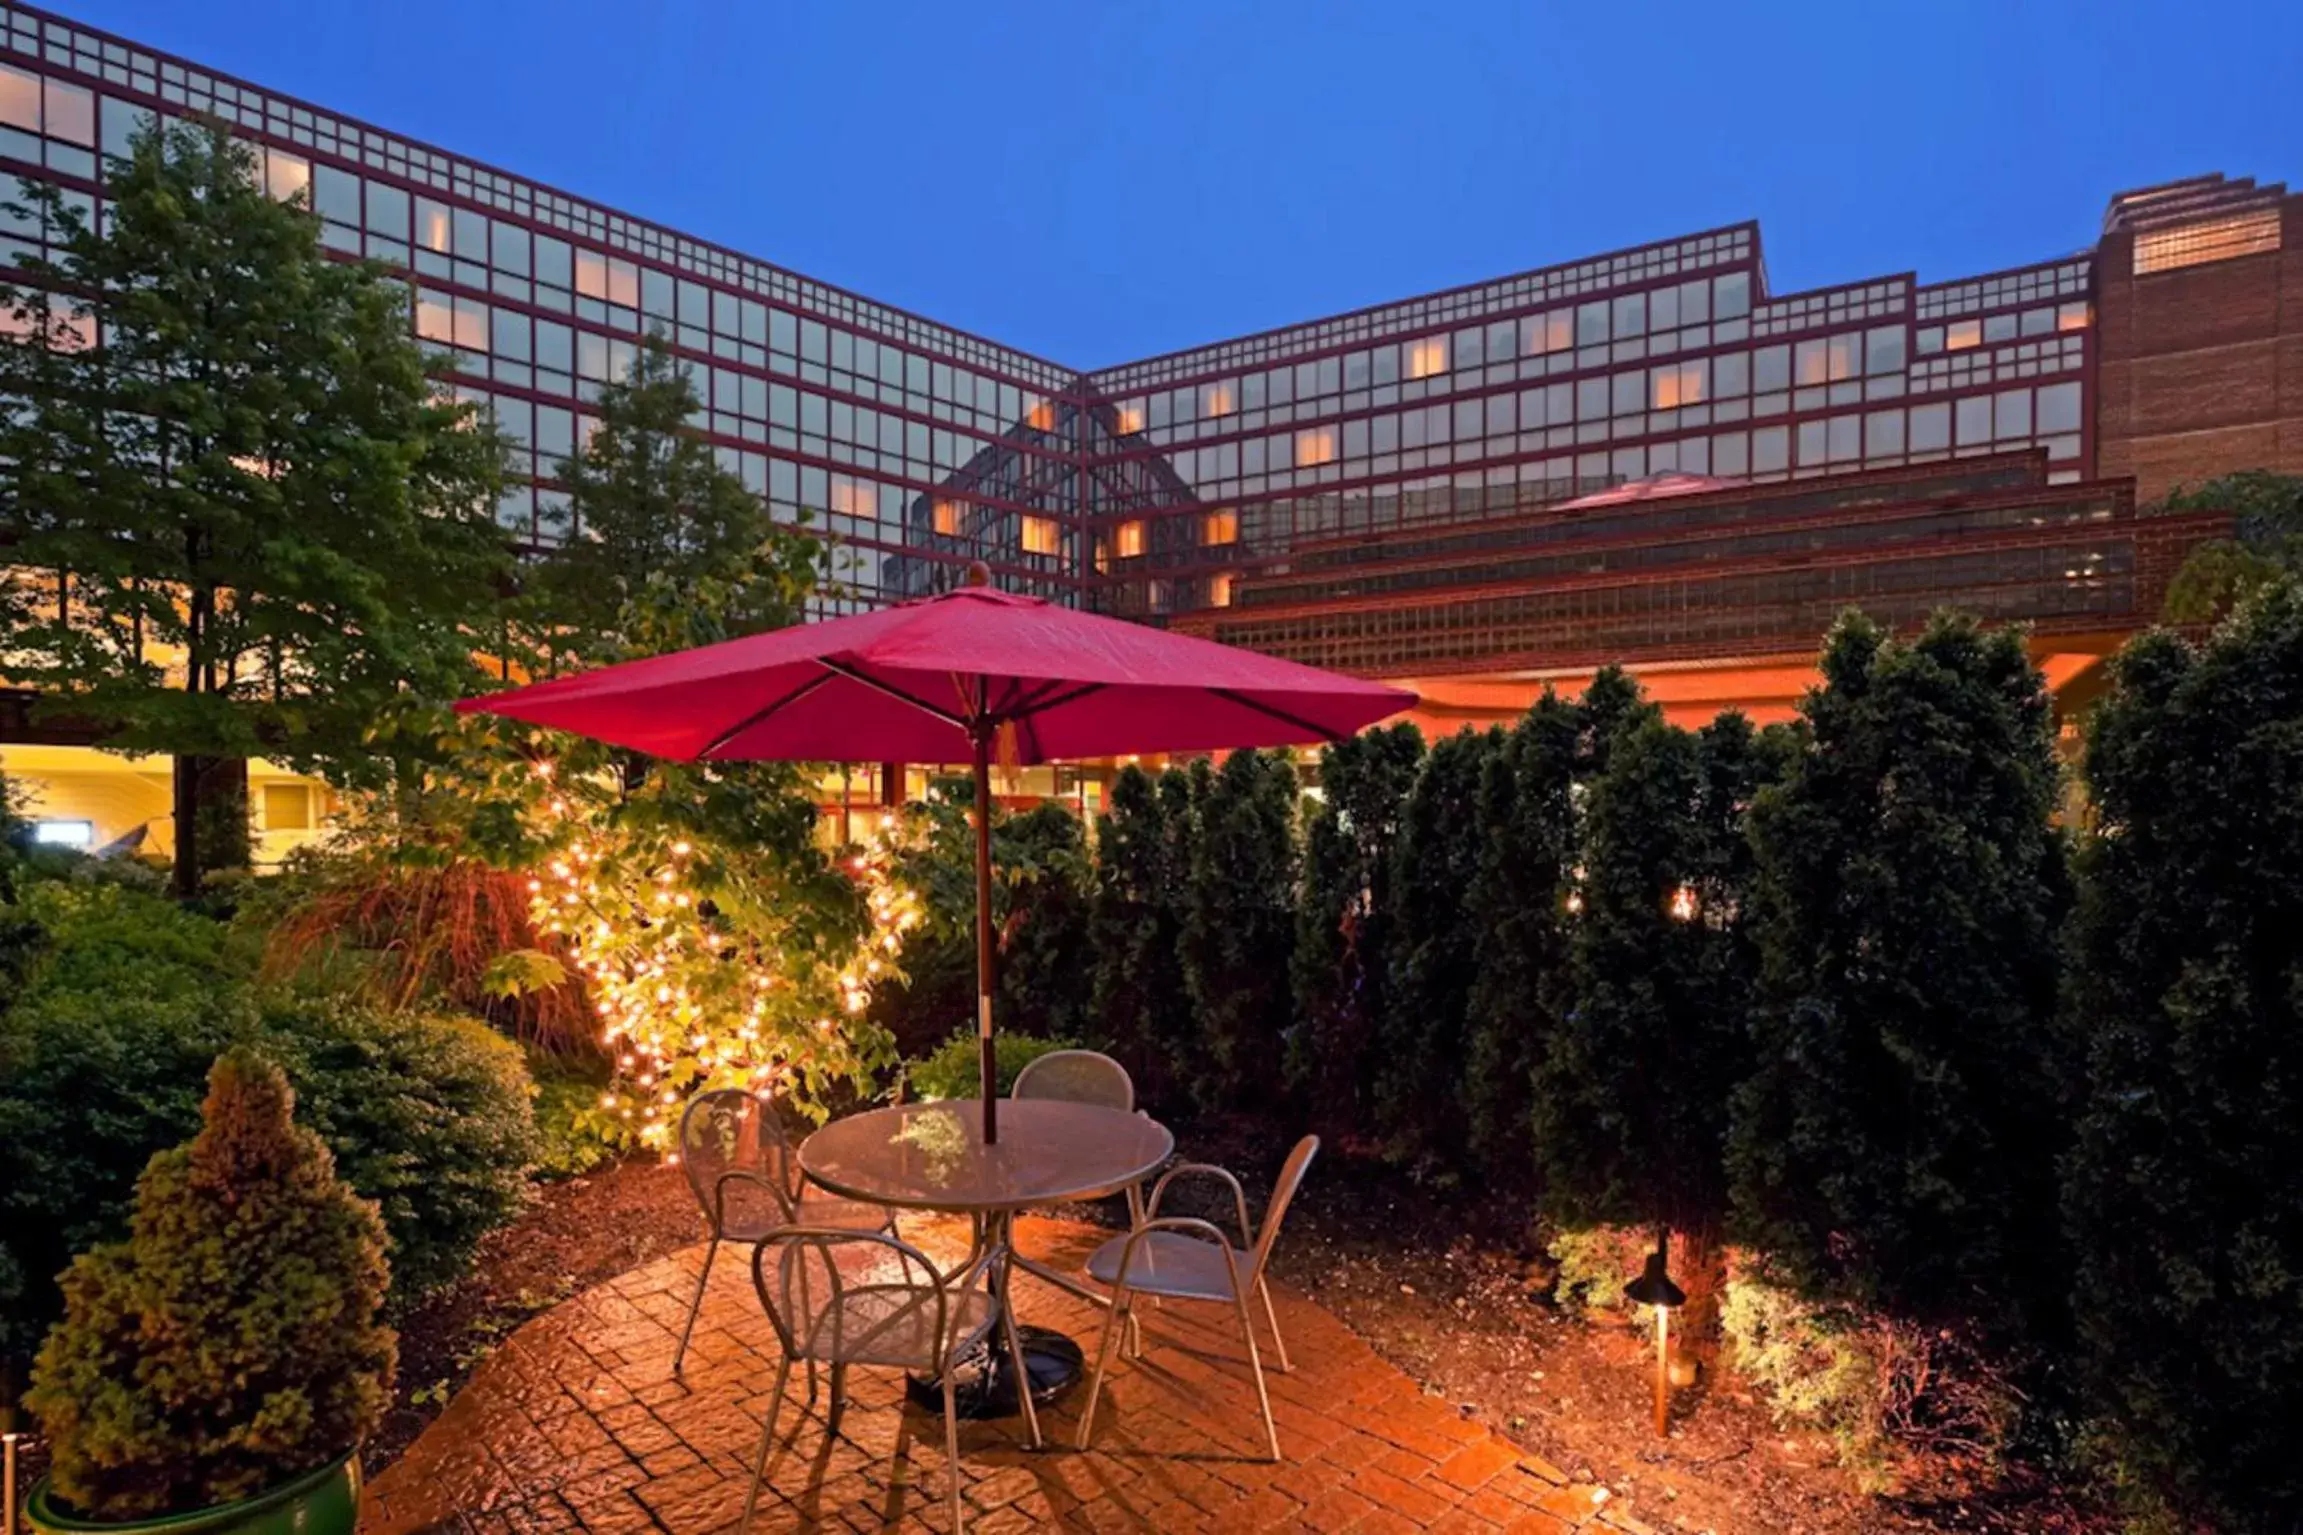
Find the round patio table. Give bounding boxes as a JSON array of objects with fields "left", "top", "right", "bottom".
[{"left": 800, "top": 1099, "right": 1172, "bottom": 1446}]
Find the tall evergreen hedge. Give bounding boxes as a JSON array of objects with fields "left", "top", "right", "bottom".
[
  {"left": 1178, "top": 749, "right": 1299, "bottom": 1112},
  {"left": 1376, "top": 727, "right": 1502, "bottom": 1171},
  {"left": 2062, "top": 584, "right": 2303, "bottom": 1533},
  {"left": 1534, "top": 711, "right": 1786, "bottom": 1236},
  {"left": 1291, "top": 725, "right": 1424, "bottom": 1130},
  {"left": 1087, "top": 765, "right": 1194, "bottom": 1108},
  {"left": 1460, "top": 695, "right": 1581, "bottom": 1181},
  {"left": 1729, "top": 611, "right": 2070, "bottom": 1329}
]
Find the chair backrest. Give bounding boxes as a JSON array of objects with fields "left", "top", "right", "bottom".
[
  {"left": 1251, "top": 1136, "right": 1320, "bottom": 1281},
  {"left": 751, "top": 1228, "right": 947, "bottom": 1367},
  {"left": 1010, "top": 1048, "right": 1134, "bottom": 1112},
  {"left": 678, "top": 1089, "right": 799, "bottom": 1233}
]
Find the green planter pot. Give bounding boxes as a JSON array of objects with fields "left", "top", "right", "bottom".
[{"left": 25, "top": 1451, "right": 360, "bottom": 1535}]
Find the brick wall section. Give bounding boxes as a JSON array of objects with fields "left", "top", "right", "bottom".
[{"left": 2096, "top": 196, "right": 2303, "bottom": 501}]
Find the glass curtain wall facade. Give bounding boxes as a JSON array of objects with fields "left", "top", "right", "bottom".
[
  {"left": 1084, "top": 235, "right": 2095, "bottom": 621},
  {"left": 0, "top": 2, "right": 2212, "bottom": 642},
  {"left": 0, "top": 3, "right": 1087, "bottom": 615}
]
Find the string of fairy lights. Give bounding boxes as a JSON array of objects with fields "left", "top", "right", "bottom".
[{"left": 520, "top": 761, "right": 922, "bottom": 1145}]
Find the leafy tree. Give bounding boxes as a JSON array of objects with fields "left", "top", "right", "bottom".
[
  {"left": 1534, "top": 711, "right": 1788, "bottom": 1237},
  {"left": 27, "top": 1049, "right": 394, "bottom": 1518},
  {"left": 1289, "top": 724, "right": 1423, "bottom": 1129},
  {"left": 1087, "top": 765, "right": 1193, "bottom": 1108},
  {"left": 1375, "top": 726, "right": 1501, "bottom": 1172},
  {"left": 348, "top": 339, "right": 884, "bottom": 1142},
  {"left": 2062, "top": 582, "right": 2303, "bottom": 1534},
  {"left": 519, "top": 335, "right": 825, "bottom": 667},
  {"left": 876, "top": 791, "right": 1093, "bottom": 1057},
  {"left": 1178, "top": 749, "right": 1299, "bottom": 1113},
  {"left": 0, "top": 118, "right": 510, "bottom": 896},
  {"left": 2152, "top": 470, "right": 2303, "bottom": 623},
  {"left": 1729, "top": 611, "right": 2070, "bottom": 1330},
  {"left": 1459, "top": 693, "right": 1581, "bottom": 1182}
]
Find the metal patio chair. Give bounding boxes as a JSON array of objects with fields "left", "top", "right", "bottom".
[
  {"left": 1010, "top": 1048, "right": 1151, "bottom": 1228},
  {"left": 674, "top": 1088, "right": 894, "bottom": 1375},
  {"left": 741, "top": 1229, "right": 998, "bottom": 1535},
  {"left": 1073, "top": 1135, "right": 1320, "bottom": 1461}
]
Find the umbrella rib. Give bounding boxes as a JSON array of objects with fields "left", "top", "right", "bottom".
[
  {"left": 1211, "top": 687, "right": 1350, "bottom": 743},
  {"left": 1004, "top": 681, "right": 1104, "bottom": 722},
  {"left": 695, "top": 669, "right": 839, "bottom": 759},
  {"left": 817, "top": 658, "right": 973, "bottom": 729}
]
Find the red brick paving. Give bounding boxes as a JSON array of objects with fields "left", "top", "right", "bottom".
[{"left": 363, "top": 1217, "right": 1633, "bottom": 1534}]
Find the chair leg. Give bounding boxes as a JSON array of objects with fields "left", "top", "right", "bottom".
[
  {"left": 1256, "top": 1275, "right": 1291, "bottom": 1374},
  {"left": 942, "top": 1370, "right": 967, "bottom": 1534},
  {"left": 674, "top": 1237, "right": 718, "bottom": 1376},
  {"left": 827, "top": 1362, "right": 849, "bottom": 1436},
  {"left": 1074, "top": 1282, "right": 1133, "bottom": 1450},
  {"left": 1125, "top": 1292, "right": 1143, "bottom": 1361},
  {"left": 1232, "top": 1287, "right": 1281, "bottom": 1462},
  {"left": 993, "top": 1254, "right": 1043, "bottom": 1450},
  {"left": 739, "top": 1355, "right": 793, "bottom": 1534}
]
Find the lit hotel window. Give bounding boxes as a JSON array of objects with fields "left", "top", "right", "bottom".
[
  {"left": 575, "top": 250, "right": 640, "bottom": 307},
  {"left": 1200, "top": 381, "right": 1235, "bottom": 418},
  {"left": 263, "top": 783, "right": 315, "bottom": 832},
  {"left": 829, "top": 475, "right": 875, "bottom": 519},
  {"left": 1406, "top": 337, "right": 1448, "bottom": 379},
  {"left": 2057, "top": 301, "right": 2092, "bottom": 331},
  {"left": 416, "top": 201, "right": 451, "bottom": 254},
  {"left": 2133, "top": 209, "right": 2282, "bottom": 274},
  {"left": 1946, "top": 319, "right": 1983, "bottom": 351},
  {"left": 1020, "top": 515, "right": 1060, "bottom": 556},
  {"left": 31, "top": 819, "right": 93, "bottom": 849},
  {"left": 1114, "top": 402, "right": 1145, "bottom": 434},
  {"left": 1026, "top": 400, "right": 1055, "bottom": 431},
  {"left": 1522, "top": 310, "right": 1573, "bottom": 356},
  {"left": 1208, "top": 572, "right": 1235, "bottom": 607},
  {"left": 932, "top": 499, "right": 961, "bottom": 535},
  {"left": 1651, "top": 362, "right": 1706, "bottom": 410},
  {"left": 265, "top": 149, "right": 311, "bottom": 204},
  {"left": 1295, "top": 427, "right": 1338, "bottom": 466},
  {"left": 1114, "top": 520, "right": 1146, "bottom": 558},
  {"left": 1203, "top": 508, "right": 1239, "bottom": 545}
]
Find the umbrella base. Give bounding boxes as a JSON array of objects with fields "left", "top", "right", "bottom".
[{"left": 908, "top": 1324, "right": 1084, "bottom": 1419}]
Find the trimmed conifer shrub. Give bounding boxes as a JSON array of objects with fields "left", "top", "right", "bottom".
[
  {"left": 2062, "top": 583, "right": 2303, "bottom": 1533},
  {"left": 1457, "top": 694, "right": 1580, "bottom": 1184},
  {"left": 1535, "top": 711, "right": 1786, "bottom": 1236},
  {"left": 1178, "top": 749, "right": 1299, "bottom": 1113},
  {"left": 1290, "top": 724, "right": 1423, "bottom": 1128},
  {"left": 1087, "top": 765, "right": 1194, "bottom": 1108},
  {"left": 1729, "top": 610, "right": 2070, "bottom": 1331},
  {"left": 27, "top": 1049, "right": 395, "bottom": 1518}
]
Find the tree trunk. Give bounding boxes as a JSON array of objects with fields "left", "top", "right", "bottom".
[
  {"left": 171, "top": 750, "right": 199, "bottom": 898},
  {"left": 171, "top": 754, "right": 249, "bottom": 899}
]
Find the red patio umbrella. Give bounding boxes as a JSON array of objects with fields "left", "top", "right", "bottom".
[{"left": 459, "top": 566, "right": 1413, "bottom": 1141}]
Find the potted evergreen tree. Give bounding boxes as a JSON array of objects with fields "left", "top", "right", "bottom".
[{"left": 23, "top": 1049, "right": 394, "bottom": 1535}]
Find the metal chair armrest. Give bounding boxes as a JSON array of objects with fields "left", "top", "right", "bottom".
[
  {"left": 1108, "top": 1215, "right": 1250, "bottom": 1300},
  {"left": 713, "top": 1168, "right": 795, "bottom": 1230},
  {"left": 1147, "top": 1163, "right": 1255, "bottom": 1249}
]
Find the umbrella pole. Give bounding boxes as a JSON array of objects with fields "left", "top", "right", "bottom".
[{"left": 973, "top": 723, "right": 999, "bottom": 1143}]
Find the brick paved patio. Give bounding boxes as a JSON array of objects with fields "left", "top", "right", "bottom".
[{"left": 364, "top": 1216, "right": 1643, "bottom": 1534}]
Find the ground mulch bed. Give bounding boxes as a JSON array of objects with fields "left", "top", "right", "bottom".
[
  {"left": 372, "top": 1158, "right": 705, "bottom": 1469},
  {"left": 376, "top": 1118, "right": 2112, "bottom": 1535}
]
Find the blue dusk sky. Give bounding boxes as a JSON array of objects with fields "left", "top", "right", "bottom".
[{"left": 46, "top": 0, "right": 2303, "bottom": 370}]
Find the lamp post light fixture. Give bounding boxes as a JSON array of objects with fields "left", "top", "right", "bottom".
[{"left": 1624, "top": 1234, "right": 1686, "bottom": 1438}]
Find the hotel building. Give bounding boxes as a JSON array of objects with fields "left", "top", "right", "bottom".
[{"left": 1, "top": 2, "right": 2297, "bottom": 848}]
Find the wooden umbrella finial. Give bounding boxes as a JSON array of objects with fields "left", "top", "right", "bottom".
[{"left": 963, "top": 560, "right": 992, "bottom": 588}]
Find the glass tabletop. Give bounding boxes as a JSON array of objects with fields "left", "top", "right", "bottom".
[{"left": 799, "top": 1100, "right": 1173, "bottom": 1213}]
